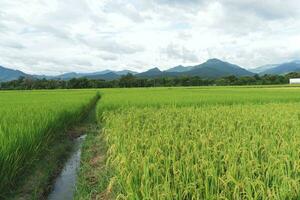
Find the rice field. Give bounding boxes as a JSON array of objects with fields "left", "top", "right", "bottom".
[
  {"left": 1, "top": 86, "right": 300, "bottom": 199},
  {"left": 98, "top": 87, "right": 300, "bottom": 109},
  {"left": 95, "top": 87, "right": 300, "bottom": 199},
  {"left": 0, "top": 90, "right": 99, "bottom": 195}
]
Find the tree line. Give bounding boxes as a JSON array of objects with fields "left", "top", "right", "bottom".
[{"left": 1, "top": 72, "right": 299, "bottom": 90}]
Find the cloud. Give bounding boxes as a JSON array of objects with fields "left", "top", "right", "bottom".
[
  {"left": 78, "top": 35, "right": 145, "bottom": 54},
  {"left": 97, "top": 40, "right": 145, "bottom": 54},
  {"left": 21, "top": 25, "right": 70, "bottom": 40},
  {"left": 103, "top": 1, "right": 146, "bottom": 23},
  {"left": 222, "top": 0, "right": 300, "bottom": 20},
  {"left": 0, "top": 0, "right": 299, "bottom": 74},
  {"left": 161, "top": 43, "right": 199, "bottom": 63},
  {"left": 153, "top": 0, "right": 209, "bottom": 10},
  {"left": 0, "top": 40, "right": 25, "bottom": 49},
  {"left": 99, "top": 54, "right": 118, "bottom": 61}
]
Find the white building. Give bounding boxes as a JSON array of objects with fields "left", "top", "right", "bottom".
[{"left": 289, "top": 78, "right": 300, "bottom": 84}]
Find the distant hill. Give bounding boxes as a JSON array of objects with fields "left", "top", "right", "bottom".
[
  {"left": 0, "top": 59, "right": 266, "bottom": 82},
  {"left": 58, "top": 70, "right": 137, "bottom": 80},
  {"left": 0, "top": 67, "right": 136, "bottom": 81},
  {"left": 57, "top": 72, "right": 83, "bottom": 79},
  {"left": 260, "top": 61, "right": 300, "bottom": 75},
  {"left": 115, "top": 70, "right": 138, "bottom": 75},
  {"left": 136, "top": 67, "right": 164, "bottom": 77},
  {"left": 293, "top": 60, "right": 300, "bottom": 64},
  {"left": 34, "top": 70, "right": 137, "bottom": 80},
  {"left": 85, "top": 72, "right": 120, "bottom": 80},
  {"left": 136, "top": 67, "right": 181, "bottom": 78},
  {"left": 0, "top": 66, "right": 29, "bottom": 82},
  {"left": 181, "top": 59, "right": 254, "bottom": 78},
  {"left": 249, "top": 64, "right": 279, "bottom": 73},
  {"left": 136, "top": 59, "right": 253, "bottom": 78},
  {"left": 165, "top": 65, "right": 193, "bottom": 73}
]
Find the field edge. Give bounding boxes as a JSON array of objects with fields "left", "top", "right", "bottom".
[
  {"left": 74, "top": 124, "right": 116, "bottom": 200},
  {"left": 4, "top": 93, "right": 101, "bottom": 200}
]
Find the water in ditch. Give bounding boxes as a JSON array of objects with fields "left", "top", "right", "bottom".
[{"left": 48, "top": 134, "right": 86, "bottom": 200}]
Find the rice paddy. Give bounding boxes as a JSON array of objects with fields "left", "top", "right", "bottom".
[
  {"left": 0, "top": 90, "right": 99, "bottom": 195},
  {"left": 93, "top": 87, "right": 300, "bottom": 199},
  {"left": 1, "top": 86, "right": 300, "bottom": 199}
]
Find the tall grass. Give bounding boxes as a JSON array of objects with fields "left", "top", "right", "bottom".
[
  {"left": 0, "top": 90, "right": 99, "bottom": 194},
  {"left": 97, "top": 87, "right": 300, "bottom": 199}
]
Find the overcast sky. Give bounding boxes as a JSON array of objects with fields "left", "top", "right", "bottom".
[{"left": 0, "top": 0, "right": 299, "bottom": 75}]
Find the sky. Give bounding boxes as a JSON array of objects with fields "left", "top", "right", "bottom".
[{"left": 0, "top": 0, "right": 299, "bottom": 75}]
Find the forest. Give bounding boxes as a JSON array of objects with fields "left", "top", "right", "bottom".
[{"left": 1, "top": 72, "right": 299, "bottom": 90}]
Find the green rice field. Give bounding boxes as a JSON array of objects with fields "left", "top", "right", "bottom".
[
  {"left": 0, "top": 90, "right": 99, "bottom": 195},
  {"left": 1, "top": 86, "right": 300, "bottom": 199},
  {"left": 92, "top": 87, "right": 300, "bottom": 199}
]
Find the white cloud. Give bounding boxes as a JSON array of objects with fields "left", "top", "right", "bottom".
[
  {"left": 0, "top": 0, "right": 299, "bottom": 75},
  {"left": 161, "top": 43, "right": 199, "bottom": 63}
]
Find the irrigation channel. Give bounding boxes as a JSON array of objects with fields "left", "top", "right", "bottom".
[
  {"left": 47, "top": 98, "right": 99, "bottom": 200},
  {"left": 47, "top": 134, "right": 86, "bottom": 200}
]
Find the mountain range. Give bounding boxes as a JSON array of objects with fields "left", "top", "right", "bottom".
[
  {"left": 136, "top": 59, "right": 254, "bottom": 78},
  {"left": 1, "top": 59, "right": 300, "bottom": 82},
  {"left": 0, "top": 66, "right": 30, "bottom": 82},
  {"left": 248, "top": 60, "right": 300, "bottom": 75},
  {"left": 249, "top": 64, "right": 279, "bottom": 73}
]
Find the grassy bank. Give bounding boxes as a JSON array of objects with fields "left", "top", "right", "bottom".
[
  {"left": 74, "top": 124, "right": 114, "bottom": 199},
  {"left": 0, "top": 90, "right": 100, "bottom": 198},
  {"left": 7, "top": 131, "right": 74, "bottom": 199}
]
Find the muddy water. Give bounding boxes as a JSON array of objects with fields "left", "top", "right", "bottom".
[{"left": 48, "top": 135, "right": 86, "bottom": 200}]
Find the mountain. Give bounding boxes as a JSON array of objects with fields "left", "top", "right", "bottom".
[
  {"left": 293, "top": 60, "right": 300, "bottom": 64},
  {"left": 0, "top": 59, "right": 256, "bottom": 82},
  {"left": 55, "top": 70, "right": 137, "bottom": 80},
  {"left": 85, "top": 72, "right": 120, "bottom": 80},
  {"left": 92, "top": 70, "right": 113, "bottom": 75},
  {"left": 32, "top": 69, "right": 137, "bottom": 80},
  {"left": 57, "top": 72, "right": 83, "bottom": 79},
  {"left": 136, "top": 59, "right": 253, "bottom": 78},
  {"left": 249, "top": 64, "right": 279, "bottom": 73},
  {"left": 165, "top": 65, "right": 193, "bottom": 73},
  {"left": 0, "top": 66, "right": 30, "bottom": 82},
  {"left": 114, "top": 70, "right": 138, "bottom": 75},
  {"left": 136, "top": 67, "right": 164, "bottom": 77},
  {"left": 182, "top": 58, "right": 254, "bottom": 78},
  {"left": 260, "top": 61, "right": 300, "bottom": 75}
]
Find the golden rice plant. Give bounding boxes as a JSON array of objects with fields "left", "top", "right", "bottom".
[{"left": 101, "top": 103, "right": 300, "bottom": 199}]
